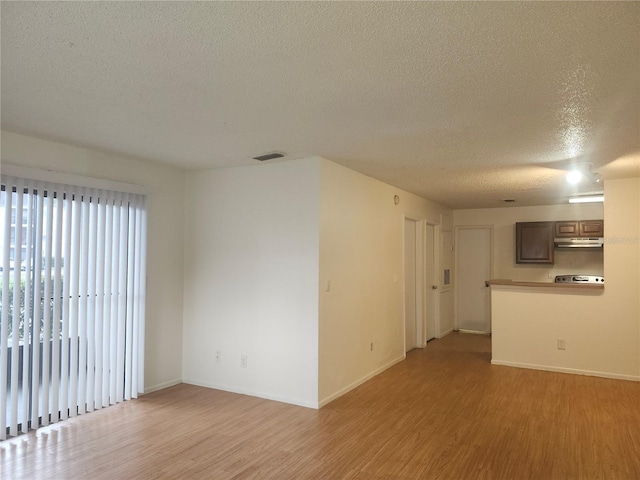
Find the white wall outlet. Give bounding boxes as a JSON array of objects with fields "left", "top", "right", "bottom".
[
  {"left": 557, "top": 338, "right": 566, "bottom": 350},
  {"left": 548, "top": 272, "right": 553, "bottom": 279},
  {"left": 241, "top": 354, "right": 248, "bottom": 368},
  {"left": 215, "top": 351, "right": 221, "bottom": 363}
]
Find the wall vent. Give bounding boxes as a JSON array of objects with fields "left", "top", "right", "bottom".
[{"left": 253, "top": 152, "right": 285, "bottom": 161}]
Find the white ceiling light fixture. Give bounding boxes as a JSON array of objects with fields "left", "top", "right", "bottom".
[
  {"left": 566, "top": 169, "right": 583, "bottom": 184},
  {"left": 569, "top": 195, "right": 604, "bottom": 204},
  {"left": 565, "top": 164, "right": 601, "bottom": 185}
]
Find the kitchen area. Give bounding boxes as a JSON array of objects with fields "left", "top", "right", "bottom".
[
  {"left": 454, "top": 177, "right": 640, "bottom": 382},
  {"left": 488, "top": 217, "right": 605, "bottom": 288}
]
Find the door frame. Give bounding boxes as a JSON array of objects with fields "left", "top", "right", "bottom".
[
  {"left": 424, "top": 221, "right": 440, "bottom": 343},
  {"left": 403, "top": 216, "right": 423, "bottom": 352},
  {"left": 403, "top": 216, "right": 441, "bottom": 351},
  {"left": 453, "top": 225, "right": 494, "bottom": 332}
]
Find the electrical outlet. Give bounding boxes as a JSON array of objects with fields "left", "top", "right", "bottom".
[
  {"left": 241, "top": 354, "right": 248, "bottom": 368},
  {"left": 215, "top": 351, "right": 221, "bottom": 363},
  {"left": 557, "top": 339, "right": 566, "bottom": 350},
  {"left": 370, "top": 342, "right": 374, "bottom": 352}
]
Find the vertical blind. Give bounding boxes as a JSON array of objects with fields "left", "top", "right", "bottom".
[{"left": 0, "top": 175, "right": 146, "bottom": 439}]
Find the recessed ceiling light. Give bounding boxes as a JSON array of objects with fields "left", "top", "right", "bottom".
[
  {"left": 252, "top": 152, "right": 285, "bottom": 161},
  {"left": 569, "top": 195, "right": 604, "bottom": 204}
]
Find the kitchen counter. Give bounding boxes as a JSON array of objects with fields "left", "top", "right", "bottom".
[{"left": 485, "top": 279, "right": 604, "bottom": 290}]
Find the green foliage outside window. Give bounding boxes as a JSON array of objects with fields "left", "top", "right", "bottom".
[{"left": 0, "top": 274, "right": 63, "bottom": 343}]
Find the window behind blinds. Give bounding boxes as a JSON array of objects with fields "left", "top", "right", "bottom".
[{"left": 0, "top": 175, "right": 146, "bottom": 439}]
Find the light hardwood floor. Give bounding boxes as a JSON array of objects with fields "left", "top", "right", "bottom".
[{"left": 2, "top": 332, "right": 640, "bottom": 479}]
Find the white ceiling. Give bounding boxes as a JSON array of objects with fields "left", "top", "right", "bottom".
[{"left": 1, "top": 2, "right": 639, "bottom": 209}]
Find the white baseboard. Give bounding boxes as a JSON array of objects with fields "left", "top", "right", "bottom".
[
  {"left": 437, "top": 328, "right": 454, "bottom": 338},
  {"left": 491, "top": 360, "right": 640, "bottom": 382},
  {"left": 459, "top": 329, "right": 491, "bottom": 335},
  {"left": 318, "top": 355, "right": 406, "bottom": 408},
  {"left": 143, "top": 378, "right": 182, "bottom": 394},
  {"left": 181, "top": 377, "right": 319, "bottom": 410}
]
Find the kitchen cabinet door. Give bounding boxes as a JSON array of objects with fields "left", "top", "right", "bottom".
[
  {"left": 555, "top": 221, "right": 580, "bottom": 237},
  {"left": 579, "top": 220, "right": 604, "bottom": 237},
  {"left": 516, "top": 222, "right": 554, "bottom": 264}
]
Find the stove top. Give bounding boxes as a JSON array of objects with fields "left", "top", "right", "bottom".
[{"left": 554, "top": 275, "right": 604, "bottom": 284}]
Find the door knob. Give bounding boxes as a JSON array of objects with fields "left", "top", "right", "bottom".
[{"left": 432, "top": 285, "right": 438, "bottom": 290}]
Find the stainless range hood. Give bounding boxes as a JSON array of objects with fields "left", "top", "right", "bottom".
[{"left": 554, "top": 237, "right": 604, "bottom": 248}]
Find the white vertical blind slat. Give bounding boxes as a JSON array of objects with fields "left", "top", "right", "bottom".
[
  {"left": 68, "top": 192, "right": 81, "bottom": 418},
  {"left": 116, "top": 194, "right": 128, "bottom": 403},
  {"left": 51, "top": 189, "right": 64, "bottom": 424},
  {"left": 31, "top": 188, "right": 46, "bottom": 428},
  {"left": 77, "top": 189, "right": 90, "bottom": 415},
  {"left": 124, "top": 200, "right": 135, "bottom": 401},
  {"left": 60, "top": 190, "right": 73, "bottom": 421},
  {"left": 30, "top": 188, "right": 45, "bottom": 428},
  {"left": 94, "top": 193, "right": 106, "bottom": 410},
  {"left": 102, "top": 193, "right": 114, "bottom": 408},
  {"left": 10, "top": 179, "right": 24, "bottom": 437},
  {"left": 41, "top": 186, "right": 54, "bottom": 427},
  {"left": 0, "top": 182, "right": 13, "bottom": 440},
  {"left": 85, "top": 189, "right": 98, "bottom": 412},
  {"left": 109, "top": 194, "right": 120, "bottom": 404},
  {"left": 138, "top": 203, "right": 147, "bottom": 395},
  {"left": 20, "top": 182, "right": 34, "bottom": 433}
]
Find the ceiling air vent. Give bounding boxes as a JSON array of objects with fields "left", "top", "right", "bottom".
[{"left": 252, "top": 152, "right": 285, "bottom": 161}]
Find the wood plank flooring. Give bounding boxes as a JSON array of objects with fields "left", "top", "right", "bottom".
[{"left": 2, "top": 332, "right": 640, "bottom": 479}]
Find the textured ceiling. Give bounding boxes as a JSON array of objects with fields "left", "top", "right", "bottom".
[{"left": 1, "top": 2, "right": 639, "bottom": 209}]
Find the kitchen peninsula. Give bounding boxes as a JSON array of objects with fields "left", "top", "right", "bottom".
[
  {"left": 486, "top": 279, "right": 604, "bottom": 290},
  {"left": 487, "top": 277, "right": 613, "bottom": 381}
]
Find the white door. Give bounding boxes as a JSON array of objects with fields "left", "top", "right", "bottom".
[
  {"left": 456, "top": 227, "right": 492, "bottom": 333},
  {"left": 425, "top": 224, "right": 436, "bottom": 341},
  {"left": 404, "top": 219, "right": 417, "bottom": 351}
]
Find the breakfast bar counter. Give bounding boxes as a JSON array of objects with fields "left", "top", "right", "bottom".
[{"left": 485, "top": 279, "right": 604, "bottom": 290}]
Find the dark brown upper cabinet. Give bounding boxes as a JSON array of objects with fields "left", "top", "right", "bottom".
[
  {"left": 516, "top": 222, "right": 555, "bottom": 264},
  {"left": 555, "top": 221, "right": 579, "bottom": 237},
  {"left": 555, "top": 220, "right": 604, "bottom": 238},
  {"left": 579, "top": 220, "right": 604, "bottom": 237}
]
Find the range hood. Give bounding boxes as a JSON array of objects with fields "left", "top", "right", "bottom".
[{"left": 554, "top": 237, "right": 604, "bottom": 248}]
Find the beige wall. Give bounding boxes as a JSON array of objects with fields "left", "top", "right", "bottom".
[
  {"left": 182, "top": 158, "right": 321, "bottom": 407},
  {"left": 491, "top": 177, "right": 640, "bottom": 379},
  {"left": 318, "top": 159, "right": 452, "bottom": 405},
  {"left": 454, "top": 203, "right": 605, "bottom": 283},
  {"left": 0, "top": 130, "right": 186, "bottom": 392}
]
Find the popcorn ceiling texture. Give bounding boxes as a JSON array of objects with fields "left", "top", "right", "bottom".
[{"left": 1, "top": 2, "right": 638, "bottom": 208}]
